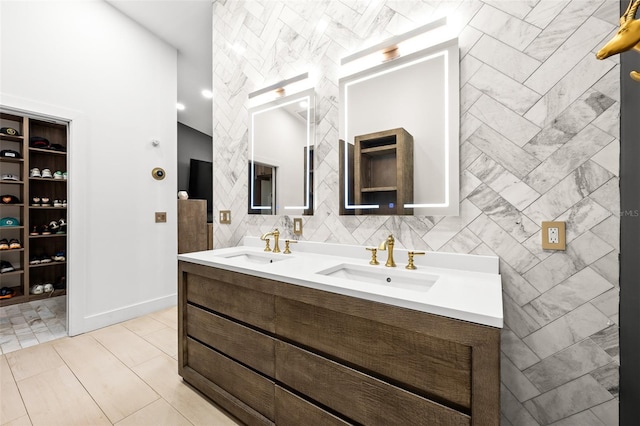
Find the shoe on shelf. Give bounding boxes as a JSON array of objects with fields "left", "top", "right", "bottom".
[
  {"left": 30, "top": 168, "right": 41, "bottom": 178},
  {"left": 62, "top": 172, "right": 67, "bottom": 180},
  {"left": 57, "top": 218, "right": 66, "bottom": 234},
  {"left": 40, "top": 255, "right": 52, "bottom": 264},
  {"left": 49, "top": 220, "right": 60, "bottom": 233},
  {"left": 0, "top": 287, "right": 15, "bottom": 299},
  {"left": 53, "top": 171, "right": 63, "bottom": 180},
  {"left": 43, "top": 283, "right": 54, "bottom": 293},
  {"left": 40, "top": 197, "right": 51, "bottom": 207},
  {"left": 41, "top": 169, "right": 53, "bottom": 179},
  {"left": 62, "top": 200, "right": 67, "bottom": 208},
  {"left": 29, "top": 256, "right": 41, "bottom": 265},
  {"left": 1, "top": 174, "right": 19, "bottom": 181},
  {"left": 9, "top": 239, "right": 21, "bottom": 249},
  {"left": 41, "top": 225, "right": 51, "bottom": 235},
  {"left": 32, "top": 196, "right": 41, "bottom": 206},
  {"left": 29, "top": 284, "right": 44, "bottom": 295},
  {"left": 0, "top": 260, "right": 15, "bottom": 273},
  {"left": 53, "top": 250, "right": 66, "bottom": 262},
  {"left": 0, "top": 239, "right": 8, "bottom": 250},
  {"left": 53, "top": 200, "right": 62, "bottom": 207},
  {"left": 30, "top": 225, "right": 40, "bottom": 236}
]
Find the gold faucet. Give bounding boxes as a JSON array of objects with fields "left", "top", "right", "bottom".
[
  {"left": 378, "top": 234, "right": 396, "bottom": 267},
  {"left": 284, "top": 239, "right": 297, "bottom": 254},
  {"left": 406, "top": 251, "right": 425, "bottom": 270},
  {"left": 261, "top": 229, "right": 280, "bottom": 253}
]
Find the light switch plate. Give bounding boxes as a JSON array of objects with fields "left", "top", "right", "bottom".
[
  {"left": 220, "top": 210, "right": 231, "bottom": 224},
  {"left": 155, "top": 212, "right": 167, "bottom": 223},
  {"left": 541, "top": 221, "right": 566, "bottom": 250},
  {"left": 293, "top": 218, "right": 303, "bottom": 235}
]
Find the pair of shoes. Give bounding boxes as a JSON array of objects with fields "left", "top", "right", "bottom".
[
  {"left": 0, "top": 239, "right": 21, "bottom": 250},
  {"left": 30, "top": 284, "right": 53, "bottom": 295},
  {"left": 31, "top": 197, "right": 51, "bottom": 207},
  {"left": 30, "top": 224, "right": 52, "bottom": 235},
  {"left": 1, "top": 174, "right": 19, "bottom": 181},
  {"left": 0, "top": 287, "right": 15, "bottom": 299},
  {"left": 29, "top": 168, "right": 53, "bottom": 178},
  {"left": 53, "top": 200, "right": 66, "bottom": 207},
  {"left": 29, "top": 254, "right": 52, "bottom": 265},
  {"left": 53, "top": 171, "right": 64, "bottom": 180},
  {"left": 0, "top": 260, "right": 15, "bottom": 273}
]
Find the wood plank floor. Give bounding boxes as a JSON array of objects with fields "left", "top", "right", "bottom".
[{"left": 0, "top": 306, "right": 239, "bottom": 426}]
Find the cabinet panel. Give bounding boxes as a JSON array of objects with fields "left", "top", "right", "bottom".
[
  {"left": 187, "top": 304, "right": 275, "bottom": 376},
  {"left": 186, "top": 273, "right": 275, "bottom": 332},
  {"left": 275, "top": 342, "right": 470, "bottom": 426},
  {"left": 187, "top": 337, "right": 275, "bottom": 421},
  {"left": 275, "top": 386, "right": 352, "bottom": 426},
  {"left": 276, "top": 297, "right": 471, "bottom": 410}
]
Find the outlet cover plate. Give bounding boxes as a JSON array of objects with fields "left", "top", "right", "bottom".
[
  {"left": 155, "top": 212, "right": 167, "bottom": 223},
  {"left": 220, "top": 210, "right": 231, "bottom": 224},
  {"left": 541, "top": 221, "right": 566, "bottom": 250},
  {"left": 293, "top": 218, "right": 303, "bottom": 235}
]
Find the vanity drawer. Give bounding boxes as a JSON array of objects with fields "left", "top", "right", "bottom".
[
  {"left": 187, "top": 337, "right": 275, "bottom": 421},
  {"left": 275, "top": 341, "right": 470, "bottom": 426},
  {"left": 275, "top": 297, "right": 472, "bottom": 410},
  {"left": 185, "top": 272, "right": 275, "bottom": 332},
  {"left": 187, "top": 304, "right": 275, "bottom": 376},
  {"left": 275, "top": 386, "right": 352, "bottom": 426}
]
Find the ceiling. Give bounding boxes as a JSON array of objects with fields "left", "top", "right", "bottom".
[{"left": 106, "top": 0, "right": 213, "bottom": 137}]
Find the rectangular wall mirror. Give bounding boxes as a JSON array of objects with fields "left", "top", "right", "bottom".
[
  {"left": 248, "top": 88, "right": 315, "bottom": 215},
  {"left": 339, "top": 37, "right": 460, "bottom": 216}
]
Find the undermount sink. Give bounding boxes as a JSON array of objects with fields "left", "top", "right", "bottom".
[
  {"left": 316, "top": 263, "right": 438, "bottom": 292},
  {"left": 218, "top": 251, "right": 288, "bottom": 264}
]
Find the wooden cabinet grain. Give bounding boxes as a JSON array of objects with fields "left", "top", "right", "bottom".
[{"left": 178, "top": 262, "right": 500, "bottom": 425}]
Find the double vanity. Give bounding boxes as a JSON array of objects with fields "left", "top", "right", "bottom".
[{"left": 178, "top": 236, "right": 502, "bottom": 425}]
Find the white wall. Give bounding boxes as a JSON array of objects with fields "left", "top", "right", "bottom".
[{"left": 0, "top": 0, "right": 178, "bottom": 335}]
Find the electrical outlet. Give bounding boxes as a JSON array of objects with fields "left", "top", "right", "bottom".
[
  {"left": 155, "top": 212, "right": 167, "bottom": 223},
  {"left": 220, "top": 210, "right": 231, "bottom": 224},
  {"left": 293, "top": 218, "right": 303, "bottom": 235},
  {"left": 541, "top": 221, "right": 566, "bottom": 250}
]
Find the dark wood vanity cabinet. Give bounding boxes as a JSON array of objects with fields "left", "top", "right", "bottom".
[{"left": 178, "top": 262, "right": 500, "bottom": 426}]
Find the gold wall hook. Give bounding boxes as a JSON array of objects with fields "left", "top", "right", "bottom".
[{"left": 596, "top": 0, "right": 640, "bottom": 82}]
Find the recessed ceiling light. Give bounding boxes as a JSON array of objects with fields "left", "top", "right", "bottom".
[
  {"left": 202, "top": 90, "right": 213, "bottom": 99},
  {"left": 176, "top": 103, "right": 185, "bottom": 111}
]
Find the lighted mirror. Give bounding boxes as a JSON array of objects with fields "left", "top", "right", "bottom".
[
  {"left": 339, "top": 34, "right": 459, "bottom": 216},
  {"left": 248, "top": 88, "right": 315, "bottom": 215}
]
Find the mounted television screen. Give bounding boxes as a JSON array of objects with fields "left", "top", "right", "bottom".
[{"left": 188, "top": 158, "right": 213, "bottom": 222}]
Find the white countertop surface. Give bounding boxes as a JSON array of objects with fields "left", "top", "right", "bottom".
[{"left": 178, "top": 237, "right": 503, "bottom": 328}]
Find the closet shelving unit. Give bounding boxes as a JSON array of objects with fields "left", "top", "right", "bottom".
[{"left": 0, "top": 111, "right": 68, "bottom": 307}]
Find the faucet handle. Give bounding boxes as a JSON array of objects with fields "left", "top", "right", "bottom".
[
  {"left": 366, "top": 247, "right": 380, "bottom": 265},
  {"left": 284, "top": 239, "right": 298, "bottom": 254},
  {"left": 406, "top": 251, "right": 425, "bottom": 270},
  {"left": 263, "top": 238, "right": 272, "bottom": 252}
]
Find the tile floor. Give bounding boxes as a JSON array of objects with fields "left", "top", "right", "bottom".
[
  {"left": 1, "top": 305, "right": 239, "bottom": 426},
  {"left": 0, "top": 297, "right": 67, "bottom": 354}
]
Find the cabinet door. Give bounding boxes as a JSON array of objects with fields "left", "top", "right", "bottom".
[
  {"left": 275, "top": 341, "right": 470, "bottom": 426},
  {"left": 275, "top": 386, "right": 352, "bottom": 426}
]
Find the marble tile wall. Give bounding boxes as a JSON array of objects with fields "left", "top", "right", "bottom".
[{"left": 212, "top": 1, "right": 620, "bottom": 424}]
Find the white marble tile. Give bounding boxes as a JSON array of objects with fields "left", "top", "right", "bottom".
[
  {"left": 483, "top": 0, "right": 538, "bottom": 20},
  {"left": 460, "top": 82, "right": 483, "bottom": 114},
  {"left": 524, "top": 339, "right": 613, "bottom": 393},
  {"left": 549, "top": 409, "right": 607, "bottom": 426},
  {"left": 525, "top": 125, "right": 614, "bottom": 194},
  {"left": 524, "top": 0, "right": 605, "bottom": 62},
  {"left": 524, "top": 55, "right": 616, "bottom": 127},
  {"left": 525, "top": 17, "right": 614, "bottom": 95},
  {"left": 501, "top": 353, "right": 541, "bottom": 402},
  {"left": 460, "top": 169, "right": 482, "bottom": 200},
  {"left": 525, "top": 0, "right": 570, "bottom": 29},
  {"left": 502, "top": 328, "right": 540, "bottom": 371},
  {"left": 592, "top": 140, "right": 619, "bottom": 178},
  {"left": 524, "top": 375, "right": 613, "bottom": 424},
  {"left": 525, "top": 267, "right": 613, "bottom": 326},
  {"left": 460, "top": 111, "right": 482, "bottom": 142},
  {"left": 523, "top": 302, "right": 610, "bottom": 359},
  {"left": 469, "top": 94, "right": 540, "bottom": 147},
  {"left": 424, "top": 199, "right": 481, "bottom": 250},
  {"left": 469, "top": 4, "right": 541, "bottom": 51},
  {"left": 501, "top": 384, "right": 541, "bottom": 426},
  {"left": 470, "top": 35, "right": 540, "bottom": 83},
  {"left": 468, "top": 125, "right": 540, "bottom": 180},
  {"left": 590, "top": 178, "right": 619, "bottom": 217},
  {"left": 590, "top": 396, "right": 619, "bottom": 426},
  {"left": 501, "top": 259, "right": 541, "bottom": 307},
  {"left": 591, "top": 250, "right": 619, "bottom": 288},
  {"left": 440, "top": 227, "right": 481, "bottom": 254},
  {"left": 469, "top": 64, "right": 541, "bottom": 115},
  {"left": 460, "top": 53, "right": 483, "bottom": 87},
  {"left": 458, "top": 25, "right": 482, "bottom": 59},
  {"left": 558, "top": 197, "right": 612, "bottom": 242}
]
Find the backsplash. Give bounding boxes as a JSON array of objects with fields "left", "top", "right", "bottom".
[{"left": 212, "top": 1, "right": 620, "bottom": 424}]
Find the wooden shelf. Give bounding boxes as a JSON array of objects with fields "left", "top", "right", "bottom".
[
  {"left": 0, "top": 226, "right": 25, "bottom": 230},
  {"left": 0, "top": 269, "right": 24, "bottom": 277},
  {"left": 361, "top": 186, "right": 397, "bottom": 192},
  {"left": 29, "top": 206, "right": 67, "bottom": 210},
  {"left": 29, "top": 233, "right": 67, "bottom": 239},
  {"left": 29, "top": 261, "right": 66, "bottom": 269},
  {"left": 28, "top": 290, "right": 66, "bottom": 302},
  {"left": 0, "top": 248, "right": 25, "bottom": 253},
  {"left": 0, "top": 180, "right": 25, "bottom": 185},
  {"left": 0, "top": 203, "right": 25, "bottom": 207},
  {"left": 0, "top": 134, "right": 24, "bottom": 143},
  {"left": 0, "top": 293, "right": 27, "bottom": 307},
  {"left": 29, "top": 177, "right": 67, "bottom": 182},
  {"left": 360, "top": 146, "right": 397, "bottom": 155},
  {"left": 29, "top": 147, "right": 67, "bottom": 156},
  {"left": 0, "top": 157, "right": 24, "bottom": 164}
]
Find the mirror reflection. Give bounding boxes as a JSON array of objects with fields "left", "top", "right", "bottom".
[
  {"left": 248, "top": 88, "right": 315, "bottom": 215},
  {"left": 339, "top": 38, "right": 459, "bottom": 216}
]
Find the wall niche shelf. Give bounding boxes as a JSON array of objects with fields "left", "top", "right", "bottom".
[
  {"left": 0, "top": 111, "right": 68, "bottom": 307},
  {"left": 354, "top": 127, "right": 414, "bottom": 215}
]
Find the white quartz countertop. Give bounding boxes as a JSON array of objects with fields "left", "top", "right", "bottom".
[{"left": 178, "top": 237, "right": 503, "bottom": 328}]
